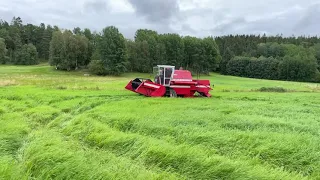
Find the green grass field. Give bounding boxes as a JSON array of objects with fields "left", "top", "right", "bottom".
[{"left": 1, "top": 64, "right": 320, "bottom": 180}]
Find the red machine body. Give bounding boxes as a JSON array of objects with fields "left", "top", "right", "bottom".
[{"left": 125, "top": 65, "right": 213, "bottom": 97}]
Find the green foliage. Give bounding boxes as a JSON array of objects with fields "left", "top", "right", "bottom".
[
  {"left": 226, "top": 54, "right": 319, "bottom": 82},
  {"left": 49, "top": 31, "right": 64, "bottom": 68},
  {"left": 246, "top": 56, "right": 280, "bottom": 80},
  {"left": 223, "top": 41, "right": 320, "bottom": 82},
  {"left": 220, "top": 47, "right": 234, "bottom": 74},
  {"left": 226, "top": 56, "right": 252, "bottom": 77},
  {"left": 159, "top": 33, "right": 185, "bottom": 67},
  {"left": 14, "top": 43, "right": 38, "bottom": 65},
  {"left": 0, "top": 17, "right": 60, "bottom": 65},
  {"left": 8, "top": 22, "right": 22, "bottom": 51},
  {"left": 126, "top": 31, "right": 221, "bottom": 75},
  {"left": 257, "top": 87, "right": 287, "bottom": 92},
  {"left": 315, "top": 71, "right": 320, "bottom": 82},
  {"left": 83, "top": 28, "right": 93, "bottom": 41},
  {"left": 182, "top": 36, "right": 204, "bottom": 74},
  {"left": 91, "top": 48, "right": 100, "bottom": 61},
  {"left": 256, "top": 42, "right": 286, "bottom": 58},
  {"left": 0, "top": 38, "right": 8, "bottom": 64},
  {"left": 98, "top": 26, "right": 127, "bottom": 75},
  {"left": 49, "top": 30, "right": 90, "bottom": 71},
  {"left": 125, "top": 39, "right": 138, "bottom": 72},
  {"left": 40, "top": 25, "right": 54, "bottom": 60},
  {"left": 202, "top": 36, "right": 221, "bottom": 72},
  {"left": 88, "top": 60, "right": 107, "bottom": 75},
  {"left": 216, "top": 34, "right": 320, "bottom": 82},
  {"left": 73, "top": 27, "right": 81, "bottom": 35},
  {"left": 2, "top": 15, "right": 320, "bottom": 83},
  {"left": 61, "top": 30, "right": 77, "bottom": 70},
  {"left": 76, "top": 34, "right": 90, "bottom": 67},
  {"left": 0, "top": 28, "right": 13, "bottom": 51},
  {"left": 133, "top": 29, "right": 159, "bottom": 73},
  {"left": 136, "top": 41, "right": 152, "bottom": 73},
  {"left": 310, "top": 43, "right": 320, "bottom": 71},
  {"left": 278, "top": 55, "right": 319, "bottom": 82},
  {"left": 183, "top": 36, "right": 198, "bottom": 70}
]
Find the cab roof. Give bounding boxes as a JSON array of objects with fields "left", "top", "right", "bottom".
[{"left": 155, "top": 65, "right": 175, "bottom": 68}]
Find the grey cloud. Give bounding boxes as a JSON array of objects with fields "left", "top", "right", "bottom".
[
  {"left": 181, "top": 24, "right": 197, "bottom": 34},
  {"left": 128, "top": 0, "right": 180, "bottom": 23},
  {"left": 1, "top": 0, "right": 320, "bottom": 38},
  {"left": 0, "top": 10, "right": 16, "bottom": 23},
  {"left": 179, "top": 1, "right": 319, "bottom": 37},
  {"left": 244, "top": 18, "right": 294, "bottom": 36},
  {"left": 293, "top": 3, "right": 320, "bottom": 34},
  {"left": 84, "top": 0, "right": 109, "bottom": 14},
  {"left": 0, "top": 9, "right": 34, "bottom": 25},
  {"left": 211, "top": 17, "right": 247, "bottom": 35}
]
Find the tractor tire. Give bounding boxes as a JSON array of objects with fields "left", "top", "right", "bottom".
[{"left": 169, "top": 89, "right": 177, "bottom": 98}]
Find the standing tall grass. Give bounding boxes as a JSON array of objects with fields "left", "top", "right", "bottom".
[{"left": 0, "top": 65, "right": 319, "bottom": 179}]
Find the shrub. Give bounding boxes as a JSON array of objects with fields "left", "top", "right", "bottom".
[
  {"left": 245, "top": 56, "right": 280, "bottom": 80},
  {"left": 88, "top": 60, "right": 107, "bottom": 75},
  {"left": 0, "top": 38, "right": 8, "bottom": 64},
  {"left": 226, "top": 56, "right": 252, "bottom": 77},
  {"left": 278, "top": 55, "right": 318, "bottom": 82},
  {"left": 258, "top": 87, "right": 287, "bottom": 92},
  {"left": 14, "top": 43, "right": 39, "bottom": 65},
  {"left": 313, "top": 71, "right": 320, "bottom": 83}
]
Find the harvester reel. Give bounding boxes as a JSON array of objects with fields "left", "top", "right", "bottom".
[{"left": 131, "top": 78, "right": 142, "bottom": 90}]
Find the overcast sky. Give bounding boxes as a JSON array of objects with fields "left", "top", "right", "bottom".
[{"left": 1, "top": 0, "right": 320, "bottom": 38}]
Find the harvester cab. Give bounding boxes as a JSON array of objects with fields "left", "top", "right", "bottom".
[
  {"left": 153, "top": 65, "right": 175, "bottom": 86},
  {"left": 125, "top": 65, "right": 213, "bottom": 97}
]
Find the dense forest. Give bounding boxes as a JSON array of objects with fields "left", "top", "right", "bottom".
[{"left": 1, "top": 16, "right": 320, "bottom": 82}]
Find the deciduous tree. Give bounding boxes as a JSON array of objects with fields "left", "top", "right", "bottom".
[{"left": 96, "top": 26, "right": 127, "bottom": 75}]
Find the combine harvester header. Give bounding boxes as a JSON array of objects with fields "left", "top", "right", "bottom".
[{"left": 125, "top": 65, "right": 213, "bottom": 97}]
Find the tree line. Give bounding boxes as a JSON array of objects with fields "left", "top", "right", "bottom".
[
  {"left": 1, "top": 16, "right": 320, "bottom": 83},
  {"left": 125, "top": 29, "right": 221, "bottom": 75},
  {"left": 0, "top": 17, "right": 58, "bottom": 65},
  {"left": 217, "top": 35, "right": 320, "bottom": 82}
]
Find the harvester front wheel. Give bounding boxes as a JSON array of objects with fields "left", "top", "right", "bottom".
[{"left": 169, "top": 89, "right": 177, "bottom": 98}]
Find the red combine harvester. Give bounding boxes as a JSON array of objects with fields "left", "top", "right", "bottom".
[{"left": 125, "top": 65, "right": 213, "bottom": 97}]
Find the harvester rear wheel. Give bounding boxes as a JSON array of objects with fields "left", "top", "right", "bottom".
[
  {"left": 198, "top": 92, "right": 208, "bottom": 97},
  {"left": 169, "top": 89, "right": 177, "bottom": 98}
]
